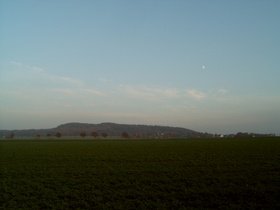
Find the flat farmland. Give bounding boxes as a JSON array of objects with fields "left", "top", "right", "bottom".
[{"left": 1, "top": 138, "right": 280, "bottom": 209}]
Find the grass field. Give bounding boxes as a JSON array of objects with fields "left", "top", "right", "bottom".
[{"left": 1, "top": 138, "right": 280, "bottom": 209}]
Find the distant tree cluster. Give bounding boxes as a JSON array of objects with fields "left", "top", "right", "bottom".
[
  {"left": 2, "top": 132, "right": 15, "bottom": 139},
  {"left": 9, "top": 133, "right": 15, "bottom": 138},
  {"left": 235, "top": 132, "right": 253, "bottom": 138}
]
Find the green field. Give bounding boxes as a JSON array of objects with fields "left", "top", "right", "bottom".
[{"left": 1, "top": 138, "right": 280, "bottom": 209}]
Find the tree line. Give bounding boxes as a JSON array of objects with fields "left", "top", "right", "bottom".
[{"left": 6, "top": 131, "right": 131, "bottom": 139}]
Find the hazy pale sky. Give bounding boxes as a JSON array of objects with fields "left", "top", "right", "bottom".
[{"left": 1, "top": 0, "right": 279, "bottom": 134}]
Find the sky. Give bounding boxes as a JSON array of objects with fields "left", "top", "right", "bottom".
[{"left": 0, "top": 0, "right": 279, "bottom": 134}]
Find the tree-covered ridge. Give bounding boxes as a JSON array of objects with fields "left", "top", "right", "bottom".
[{"left": 0, "top": 122, "right": 202, "bottom": 138}]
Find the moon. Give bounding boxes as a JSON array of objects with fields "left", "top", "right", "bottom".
[{"left": 202, "top": 65, "right": 205, "bottom": 69}]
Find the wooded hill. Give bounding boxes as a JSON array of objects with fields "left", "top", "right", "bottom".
[{"left": 1, "top": 122, "right": 203, "bottom": 138}]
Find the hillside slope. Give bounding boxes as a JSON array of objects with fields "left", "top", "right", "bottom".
[{"left": 1, "top": 122, "right": 203, "bottom": 138}]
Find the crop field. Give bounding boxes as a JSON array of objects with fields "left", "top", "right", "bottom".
[{"left": 1, "top": 138, "right": 280, "bottom": 209}]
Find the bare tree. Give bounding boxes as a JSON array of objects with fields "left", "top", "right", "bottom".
[
  {"left": 91, "top": 131, "right": 98, "bottom": 138},
  {"left": 55, "top": 132, "right": 62, "bottom": 138},
  {"left": 122, "top": 132, "right": 129, "bottom": 138},
  {"left": 80, "top": 132, "right": 86, "bottom": 138}
]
